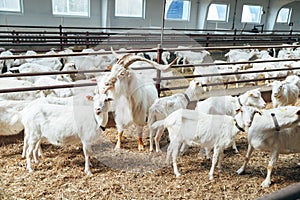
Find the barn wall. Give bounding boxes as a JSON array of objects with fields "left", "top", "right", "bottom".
[
  {"left": 0, "top": 0, "right": 102, "bottom": 28},
  {"left": 273, "top": 1, "right": 300, "bottom": 32},
  {"left": 106, "top": 0, "right": 199, "bottom": 29},
  {"left": 0, "top": 0, "right": 300, "bottom": 31}
]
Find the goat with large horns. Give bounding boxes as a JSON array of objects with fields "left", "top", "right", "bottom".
[{"left": 100, "top": 53, "right": 177, "bottom": 150}]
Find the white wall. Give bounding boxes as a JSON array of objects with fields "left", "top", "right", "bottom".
[
  {"left": 0, "top": 0, "right": 102, "bottom": 29},
  {"left": 0, "top": 0, "right": 299, "bottom": 32}
]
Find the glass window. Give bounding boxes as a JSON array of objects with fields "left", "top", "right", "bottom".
[
  {"left": 52, "top": 0, "right": 89, "bottom": 17},
  {"left": 241, "top": 5, "right": 263, "bottom": 23},
  {"left": 276, "top": 8, "right": 291, "bottom": 23},
  {"left": 165, "top": 0, "right": 191, "bottom": 21},
  {"left": 0, "top": 0, "right": 22, "bottom": 12},
  {"left": 207, "top": 3, "right": 229, "bottom": 21},
  {"left": 115, "top": 0, "right": 144, "bottom": 18}
]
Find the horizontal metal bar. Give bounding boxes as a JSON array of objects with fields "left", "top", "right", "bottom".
[
  {"left": 0, "top": 82, "right": 97, "bottom": 94},
  {"left": 0, "top": 69, "right": 109, "bottom": 78}
]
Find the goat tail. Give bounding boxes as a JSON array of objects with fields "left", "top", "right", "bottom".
[{"left": 151, "top": 119, "right": 165, "bottom": 132}]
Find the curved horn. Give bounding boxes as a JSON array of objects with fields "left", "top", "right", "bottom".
[
  {"left": 110, "top": 47, "right": 134, "bottom": 65},
  {"left": 110, "top": 47, "right": 119, "bottom": 59},
  {"left": 123, "top": 55, "right": 178, "bottom": 71},
  {"left": 117, "top": 53, "right": 133, "bottom": 65}
]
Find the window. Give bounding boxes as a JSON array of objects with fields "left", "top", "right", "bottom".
[
  {"left": 0, "top": 0, "right": 22, "bottom": 12},
  {"left": 207, "top": 3, "right": 229, "bottom": 21},
  {"left": 276, "top": 8, "right": 291, "bottom": 23},
  {"left": 52, "top": 0, "right": 89, "bottom": 17},
  {"left": 241, "top": 5, "right": 263, "bottom": 23},
  {"left": 115, "top": 0, "right": 144, "bottom": 18},
  {"left": 165, "top": 0, "right": 191, "bottom": 21}
]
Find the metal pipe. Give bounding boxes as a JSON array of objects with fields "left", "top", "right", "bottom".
[
  {"left": 257, "top": 182, "right": 300, "bottom": 200},
  {"left": 0, "top": 69, "right": 109, "bottom": 78},
  {"left": 160, "top": 0, "right": 166, "bottom": 47},
  {"left": 0, "top": 82, "right": 97, "bottom": 94},
  {"left": 2, "top": 44, "right": 300, "bottom": 60}
]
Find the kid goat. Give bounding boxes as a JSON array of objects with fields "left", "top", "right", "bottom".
[{"left": 151, "top": 106, "right": 261, "bottom": 180}]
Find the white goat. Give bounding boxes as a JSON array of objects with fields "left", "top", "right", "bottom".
[
  {"left": 0, "top": 78, "right": 41, "bottom": 100},
  {"left": 15, "top": 62, "right": 59, "bottom": 83},
  {"left": 56, "top": 62, "right": 77, "bottom": 82},
  {"left": 193, "top": 62, "right": 241, "bottom": 91},
  {"left": 33, "top": 76, "right": 74, "bottom": 98},
  {"left": 21, "top": 93, "right": 111, "bottom": 175},
  {"left": 270, "top": 80, "right": 299, "bottom": 108},
  {"left": 0, "top": 100, "right": 30, "bottom": 136},
  {"left": 148, "top": 80, "right": 205, "bottom": 153},
  {"left": 0, "top": 50, "right": 14, "bottom": 73},
  {"left": 237, "top": 106, "right": 300, "bottom": 187},
  {"left": 13, "top": 50, "right": 37, "bottom": 66},
  {"left": 195, "top": 88, "right": 266, "bottom": 116},
  {"left": 102, "top": 54, "right": 177, "bottom": 151},
  {"left": 62, "top": 48, "right": 113, "bottom": 79},
  {"left": 195, "top": 88, "right": 266, "bottom": 156},
  {"left": 285, "top": 75, "right": 300, "bottom": 91},
  {"left": 152, "top": 106, "right": 260, "bottom": 179},
  {"left": 138, "top": 49, "right": 170, "bottom": 65},
  {"left": 175, "top": 47, "right": 210, "bottom": 73},
  {"left": 225, "top": 48, "right": 258, "bottom": 63}
]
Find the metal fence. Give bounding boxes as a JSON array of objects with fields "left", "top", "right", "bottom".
[
  {"left": 1, "top": 44, "right": 300, "bottom": 99},
  {"left": 1, "top": 25, "right": 300, "bottom": 52}
]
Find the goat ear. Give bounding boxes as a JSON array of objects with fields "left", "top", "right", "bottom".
[
  {"left": 235, "top": 108, "right": 241, "bottom": 113},
  {"left": 248, "top": 92, "right": 253, "bottom": 97},
  {"left": 86, "top": 95, "right": 93, "bottom": 101},
  {"left": 105, "top": 97, "right": 113, "bottom": 102},
  {"left": 194, "top": 80, "right": 201, "bottom": 86},
  {"left": 256, "top": 110, "right": 262, "bottom": 115}
]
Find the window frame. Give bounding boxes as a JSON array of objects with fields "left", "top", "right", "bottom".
[
  {"left": 0, "top": 0, "right": 22, "bottom": 13},
  {"left": 164, "top": 0, "right": 191, "bottom": 21},
  {"left": 114, "top": 0, "right": 145, "bottom": 18},
  {"left": 52, "top": 0, "right": 90, "bottom": 18},
  {"left": 276, "top": 7, "right": 292, "bottom": 24},
  {"left": 207, "top": 3, "right": 229, "bottom": 22},
  {"left": 241, "top": 4, "right": 263, "bottom": 24}
]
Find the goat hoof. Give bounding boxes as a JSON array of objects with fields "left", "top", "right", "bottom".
[
  {"left": 156, "top": 149, "right": 163, "bottom": 154},
  {"left": 236, "top": 168, "right": 244, "bottom": 175},
  {"left": 85, "top": 171, "right": 93, "bottom": 176},
  {"left": 114, "top": 146, "right": 121, "bottom": 151},
  {"left": 261, "top": 180, "right": 271, "bottom": 188},
  {"left": 138, "top": 145, "right": 144, "bottom": 151}
]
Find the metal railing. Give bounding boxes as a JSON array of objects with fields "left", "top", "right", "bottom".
[
  {"left": 1, "top": 44, "right": 299, "bottom": 98},
  {"left": 1, "top": 25, "right": 300, "bottom": 52}
]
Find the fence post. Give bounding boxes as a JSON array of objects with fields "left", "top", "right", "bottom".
[
  {"left": 288, "top": 29, "right": 293, "bottom": 44},
  {"left": 233, "top": 29, "right": 237, "bottom": 46},
  {"left": 86, "top": 31, "right": 90, "bottom": 48},
  {"left": 156, "top": 44, "right": 163, "bottom": 97},
  {"left": 59, "top": 25, "right": 63, "bottom": 50},
  {"left": 206, "top": 33, "right": 209, "bottom": 47}
]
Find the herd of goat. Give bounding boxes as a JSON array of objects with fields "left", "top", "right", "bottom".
[{"left": 0, "top": 45, "right": 300, "bottom": 188}]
